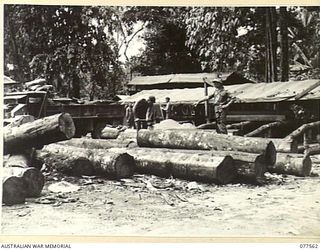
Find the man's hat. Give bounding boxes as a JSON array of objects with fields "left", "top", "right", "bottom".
[{"left": 208, "top": 78, "right": 223, "bottom": 87}]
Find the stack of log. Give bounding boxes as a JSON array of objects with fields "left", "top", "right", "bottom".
[
  {"left": 40, "top": 123, "right": 315, "bottom": 185},
  {"left": 2, "top": 113, "right": 75, "bottom": 205},
  {"left": 5, "top": 115, "right": 316, "bottom": 204}
]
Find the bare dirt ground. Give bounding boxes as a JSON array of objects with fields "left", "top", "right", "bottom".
[{"left": 2, "top": 159, "right": 320, "bottom": 238}]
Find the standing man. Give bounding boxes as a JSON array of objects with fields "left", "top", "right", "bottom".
[
  {"left": 133, "top": 96, "right": 156, "bottom": 130},
  {"left": 145, "top": 96, "right": 156, "bottom": 129},
  {"left": 195, "top": 77, "right": 235, "bottom": 134},
  {"left": 125, "top": 103, "right": 135, "bottom": 128},
  {"left": 161, "top": 97, "right": 172, "bottom": 119}
]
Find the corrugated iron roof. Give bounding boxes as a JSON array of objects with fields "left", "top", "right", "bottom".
[
  {"left": 122, "top": 79, "right": 320, "bottom": 104},
  {"left": 128, "top": 73, "right": 225, "bottom": 86}
]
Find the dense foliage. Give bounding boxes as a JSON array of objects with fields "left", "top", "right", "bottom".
[{"left": 4, "top": 5, "right": 320, "bottom": 99}]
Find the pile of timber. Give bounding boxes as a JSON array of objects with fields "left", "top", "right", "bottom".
[{"left": 2, "top": 113, "right": 75, "bottom": 205}]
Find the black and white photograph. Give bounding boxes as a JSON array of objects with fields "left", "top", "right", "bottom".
[{"left": 2, "top": 4, "right": 320, "bottom": 240}]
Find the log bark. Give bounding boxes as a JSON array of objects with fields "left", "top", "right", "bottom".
[
  {"left": 108, "top": 148, "right": 265, "bottom": 183},
  {"left": 101, "top": 127, "right": 121, "bottom": 139},
  {"left": 244, "top": 121, "right": 283, "bottom": 137},
  {"left": 108, "top": 147, "right": 236, "bottom": 184},
  {"left": 268, "top": 153, "right": 312, "bottom": 177},
  {"left": 285, "top": 121, "right": 320, "bottom": 141},
  {"left": 304, "top": 144, "right": 320, "bottom": 156},
  {"left": 35, "top": 144, "right": 135, "bottom": 179},
  {"left": 137, "top": 129, "right": 276, "bottom": 165},
  {"left": 4, "top": 113, "right": 75, "bottom": 155},
  {"left": 117, "top": 129, "right": 137, "bottom": 141},
  {"left": 270, "top": 138, "right": 298, "bottom": 153},
  {"left": 57, "top": 138, "right": 136, "bottom": 150},
  {"left": 2, "top": 175, "right": 26, "bottom": 205}
]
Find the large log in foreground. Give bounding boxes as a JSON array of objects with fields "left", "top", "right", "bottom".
[
  {"left": 108, "top": 147, "right": 236, "bottom": 184},
  {"left": 4, "top": 153, "right": 45, "bottom": 197},
  {"left": 2, "top": 175, "right": 26, "bottom": 205},
  {"left": 57, "top": 138, "right": 136, "bottom": 150},
  {"left": 4, "top": 113, "right": 75, "bottom": 155},
  {"left": 268, "top": 153, "right": 312, "bottom": 177},
  {"left": 3, "top": 167, "right": 44, "bottom": 198},
  {"left": 109, "top": 147, "right": 264, "bottom": 184},
  {"left": 137, "top": 129, "right": 276, "bottom": 165},
  {"left": 35, "top": 144, "right": 135, "bottom": 179}
]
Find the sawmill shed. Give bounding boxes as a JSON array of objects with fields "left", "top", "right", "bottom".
[
  {"left": 127, "top": 72, "right": 253, "bottom": 93},
  {"left": 122, "top": 79, "right": 320, "bottom": 140}
]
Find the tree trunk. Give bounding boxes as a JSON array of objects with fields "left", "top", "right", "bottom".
[
  {"left": 285, "top": 121, "right": 320, "bottom": 141},
  {"left": 108, "top": 147, "right": 236, "bottom": 184},
  {"left": 265, "top": 7, "right": 278, "bottom": 82},
  {"left": 137, "top": 129, "right": 276, "bottom": 165},
  {"left": 244, "top": 121, "right": 283, "bottom": 137},
  {"left": 270, "top": 138, "right": 298, "bottom": 153},
  {"left": 4, "top": 113, "right": 75, "bottom": 155},
  {"left": 268, "top": 153, "right": 312, "bottom": 177},
  {"left": 2, "top": 175, "right": 26, "bottom": 205},
  {"left": 57, "top": 138, "right": 136, "bottom": 149},
  {"left": 34, "top": 144, "right": 135, "bottom": 179},
  {"left": 280, "top": 7, "right": 289, "bottom": 82},
  {"left": 3, "top": 166, "right": 44, "bottom": 198},
  {"left": 4, "top": 152, "right": 45, "bottom": 197}
]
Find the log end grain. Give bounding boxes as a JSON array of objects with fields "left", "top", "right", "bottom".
[
  {"left": 59, "top": 113, "right": 76, "bottom": 139},
  {"left": 301, "top": 156, "right": 312, "bottom": 177},
  {"left": 216, "top": 155, "right": 237, "bottom": 185},
  {"left": 2, "top": 176, "right": 26, "bottom": 205},
  {"left": 22, "top": 168, "right": 45, "bottom": 197},
  {"left": 113, "top": 153, "right": 136, "bottom": 179},
  {"left": 265, "top": 141, "right": 277, "bottom": 165}
]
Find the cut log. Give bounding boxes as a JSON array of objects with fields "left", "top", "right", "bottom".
[
  {"left": 304, "top": 144, "right": 320, "bottom": 156},
  {"left": 4, "top": 153, "right": 44, "bottom": 197},
  {"left": 57, "top": 138, "right": 136, "bottom": 150},
  {"left": 108, "top": 147, "right": 236, "bottom": 184},
  {"left": 137, "top": 129, "right": 276, "bottom": 165},
  {"left": 117, "top": 129, "right": 137, "bottom": 141},
  {"left": 244, "top": 121, "right": 283, "bottom": 137},
  {"left": 34, "top": 146, "right": 95, "bottom": 176},
  {"left": 100, "top": 127, "right": 121, "bottom": 139},
  {"left": 5, "top": 115, "right": 35, "bottom": 128},
  {"left": 4, "top": 113, "right": 75, "bottom": 155},
  {"left": 285, "top": 121, "right": 320, "bottom": 141},
  {"left": 2, "top": 175, "right": 26, "bottom": 205},
  {"left": 3, "top": 167, "right": 44, "bottom": 197},
  {"left": 271, "top": 138, "right": 298, "bottom": 153},
  {"left": 226, "top": 121, "right": 253, "bottom": 129},
  {"left": 4, "top": 154, "right": 31, "bottom": 168},
  {"left": 196, "top": 122, "right": 216, "bottom": 129},
  {"left": 268, "top": 153, "right": 312, "bottom": 177},
  {"left": 35, "top": 144, "right": 135, "bottom": 179},
  {"left": 109, "top": 147, "right": 264, "bottom": 184}
]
